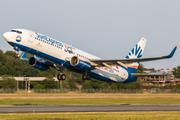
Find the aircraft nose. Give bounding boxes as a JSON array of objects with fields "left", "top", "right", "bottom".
[{"left": 3, "top": 32, "right": 12, "bottom": 41}]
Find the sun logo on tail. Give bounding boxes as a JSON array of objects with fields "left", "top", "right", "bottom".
[{"left": 125, "top": 44, "right": 142, "bottom": 59}]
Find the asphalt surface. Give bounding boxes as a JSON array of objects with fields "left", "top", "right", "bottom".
[{"left": 0, "top": 105, "right": 180, "bottom": 113}]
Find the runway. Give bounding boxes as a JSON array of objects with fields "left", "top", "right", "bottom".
[{"left": 0, "top": 105, "right": 180, "bottom": 113}]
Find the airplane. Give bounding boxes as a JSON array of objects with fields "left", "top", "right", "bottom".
[{"left": 3, "top": 29, "right": 178, "bottom": 84}]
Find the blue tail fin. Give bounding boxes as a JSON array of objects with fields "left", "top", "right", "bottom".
[{"left": 125, "top": 38, "right": 147, "bottom": 73}]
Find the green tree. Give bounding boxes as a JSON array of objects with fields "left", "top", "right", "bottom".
[
  {"left": 41, "top": 77, "right": 57, "bottom": 89},
  {"left": 110, "top": 83, "right": 118, "bottom": 89},
  {"left": 4, "top": 51, "right": 16, "bottom": 57},
  {"left": 117, "top": 83, "right": 126, "bottom": 89},
  {"left": 136, "top": 63, "right": 144, "bottom": 73},
  {"left": 68, "top": 80, "right": 77, "bottom": 89},
  {"left": 173, "top": 66, "right": 180, "bottom": 78},
  {"left": 81, "top": 80, "right": 93, "bottom": 89},
  {"left": 0, "top": 75, "right": 16, "bottom": 89},
  {"left": 89, "top": 79, "right": 103, "bottom": 89},
  {"left": 98, "top": 82, "right": 109, "bottom": 89},
  {"left": 38, "top": 67, "right": 56, "bottom": 77},
  {"left": 0, "top": 49, "right": 4, "bottom": 60},
  {"left": 61, "top": 79, "right": 70, "bottom": 89}
]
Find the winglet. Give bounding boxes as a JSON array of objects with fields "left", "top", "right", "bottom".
[
  {"left": 164, "top": 45, "right": 178, "bottom": 58},
  {"left": 20, "top": 52, "right": 28, "bottom": 60}
]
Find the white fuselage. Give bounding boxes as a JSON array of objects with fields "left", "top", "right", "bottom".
[{"left": 3, "top": 29, "right": 131, "bottom": 83}]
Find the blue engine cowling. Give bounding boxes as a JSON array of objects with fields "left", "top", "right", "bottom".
[
  {"left": 70, "top": 56, "right": 91, "bottom": 71},
  {"left": 28, "top": 57, "right": 49, "bottom": 71}
]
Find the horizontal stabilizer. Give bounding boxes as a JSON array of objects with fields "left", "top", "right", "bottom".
[{"left": 131, "top": 73, "right": 169, "bottom": 78}]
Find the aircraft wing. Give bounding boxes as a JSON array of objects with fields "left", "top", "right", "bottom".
[{"left": 90, "top": 45, "right": 178, "bottom": 68}]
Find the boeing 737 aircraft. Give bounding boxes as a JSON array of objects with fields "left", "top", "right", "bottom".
[{"left": 3, "top": 29, "right": 178, "bottom": 83}]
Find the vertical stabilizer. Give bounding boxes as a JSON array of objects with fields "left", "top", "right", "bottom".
[{"left": 125, "top": 38, "right": 147, "bottom": 73}]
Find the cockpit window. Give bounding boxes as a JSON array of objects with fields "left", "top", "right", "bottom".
[{"left": 11, "top": 30, "right": 22, "bottom": 34}]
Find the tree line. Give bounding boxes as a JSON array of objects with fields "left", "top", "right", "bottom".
[{"left": 0, "top": 49, "right": 180, "bottom": 90}]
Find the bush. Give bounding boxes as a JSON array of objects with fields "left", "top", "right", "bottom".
[{"left": 33, "top": 84, "right": 45, "bottom": 89}]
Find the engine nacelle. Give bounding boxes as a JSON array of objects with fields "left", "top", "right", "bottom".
[
  {"left": 70, "top": 56, "right": 91, "bottom": 71},
  {"left": 28, "top": 57, "right": 49, "bottom": 71}
]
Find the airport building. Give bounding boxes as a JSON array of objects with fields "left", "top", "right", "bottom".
[
  {"left": 0, "top": 77, "right": 59, "bottom": 91},
  {"left": 140, "top": 70, "right": 180, "bottom": 87}
]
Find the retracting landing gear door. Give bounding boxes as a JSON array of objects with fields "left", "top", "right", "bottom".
[{"left": 28, "top": 32, "right": 34, "bottom": 43}]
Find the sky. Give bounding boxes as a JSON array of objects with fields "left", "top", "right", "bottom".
[{"left": 0, "top": 0, "right": 179, "bottom": 70}]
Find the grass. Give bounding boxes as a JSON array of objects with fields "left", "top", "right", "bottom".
[
  {"left": 0, "top": 97, "right": 180, "bottom": 105},
  {"left": 0, "top": 112, "right": 180, "bottom": 120},
  {"left": 0, "top": 93, "right": 180, "bottom": 105},
  {"left": 1, "top": 92, "right": 180, "bottom": 96},
  {"left": 0, "top": 94, "right": 180, "bottom": 120}
]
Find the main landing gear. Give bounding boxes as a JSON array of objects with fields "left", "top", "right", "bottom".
[
  {"left": 82, "top": 74, "right": 91, "bottom": 80},
  {"left": 57, "top": 66, "right": 66, "bottom": 81},
  {"left": 57, "top": 73, "right": 66, "bottom": 80}
]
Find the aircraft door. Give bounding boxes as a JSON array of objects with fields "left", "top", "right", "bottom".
[
  {"left": 28, "top": 32, "right": 34, "bottom": 43},
  {"left": 12, "top": 33, "right": 15, "bottom": 40}
]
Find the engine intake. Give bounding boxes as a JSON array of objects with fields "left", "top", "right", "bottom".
[
  {"left": 70, "top": 56, "right": 91, "bottom": 71},
  {"left": 28, "top": 57, "right": 49, "bottom": 71}
]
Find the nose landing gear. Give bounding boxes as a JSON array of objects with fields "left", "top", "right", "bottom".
[
  {"left": 13, "top": 46, "right": 20, "bottom": 58},
  {"left": 14, "top": 52, "right": 20, "bottom": 58}
]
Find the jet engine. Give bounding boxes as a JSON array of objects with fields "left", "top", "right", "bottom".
[
  {"left": 70, "top": 56, "right": 91, "bottom": 71},
  {"left": 28, "top": 57, "right": 50, "bottom": 71}
]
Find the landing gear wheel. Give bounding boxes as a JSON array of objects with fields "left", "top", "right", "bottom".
[
  {"left": 57, "top": 74, "right": 61, "bottom": 80},
  {"left": 61, "top": 74, "right": 66, "bottom": 80},
  {"left": 57, "top": 74, "right": 66, "bottom": 80}
]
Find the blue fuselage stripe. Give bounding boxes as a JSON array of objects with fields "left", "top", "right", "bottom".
[{"left": 9, "top": 42, "right": 132, "bottom": 83}]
